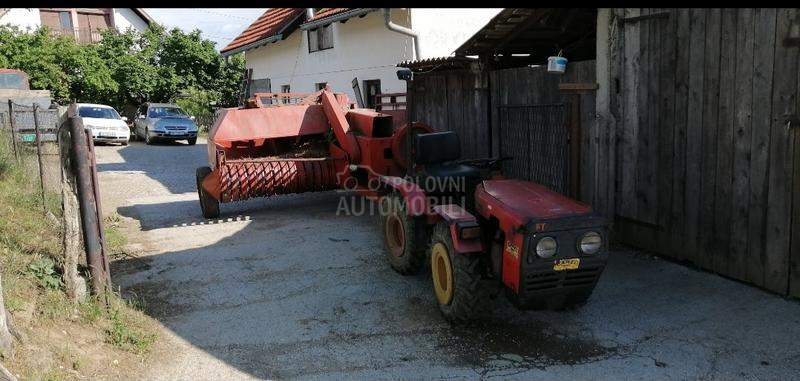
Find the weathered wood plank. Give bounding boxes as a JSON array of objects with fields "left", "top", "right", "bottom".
[
  {"left": 793, "top": 18, "right": 800, "bottom": 298},
  {"left": 656, "top": 8, "right": 677, "bottom": 253},
  {"left": 763, "top": 8, "right": 797, "bottom": 293},
  {"left": 698, "top": 8, "right": 722, "bottom": 270},
  {"left": 427, "top": 76, "right": 448, "bottom": 132},
  {"left": 747, "top": 8, "right": 778, "bottom": 287},
  {"left": 605, "top": 8, "right": 626, "bottom": 222},
  {"left": 729, "top": 8, "right": 755, "bottom": 281},
  {"left": 489, "top": 70, "right": 500, "bottom": 157},
  {"left": 559, "top": 83, "right": 599, "bottom": 91},
  {"left": 669, "top": 8, "right": 692, "bottom": 260},
  {"left": 619, "top": 8, "right": 642, "bottom": 220},
  {"left": 712, "top": 8, "right": 737, "bottom": 277},
  {"left": 791, "top": 126, "right": 800, "bottom": 297},
  {"left": 639, "top": 8, "right": 660, "bottom": 230},
  {"left": 684, "top": 8, "right": 707, "bottom": 263},
  {"left": 446, "top": 73, "right": 465, "bottom": 155}
]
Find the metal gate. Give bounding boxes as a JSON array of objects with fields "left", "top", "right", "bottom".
[{"left": 497, "top": 103, "right": 569, "bottom": 195}]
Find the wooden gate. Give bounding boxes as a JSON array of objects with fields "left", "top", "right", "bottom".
[{"left": 605, "top": 8, "right": 800, "bottom": 296}]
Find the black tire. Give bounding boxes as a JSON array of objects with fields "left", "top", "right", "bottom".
[
  {"left": 187, "top": 137, "right": 197, "bottom": 145},
  {"left": 196, "top": 166, "right": 220, "bottom": 219},
  {"left": 382, "top": 192, "right": 425, "bottom": 275},
  {"left": 430, "top": 222, "right": 482, "bottom": 324},
  {"left": 145, "top": 128, "right": 153, "bottom": 145},
  {"left": 121, "top": 140, "right": 128, "bottom": 146}
]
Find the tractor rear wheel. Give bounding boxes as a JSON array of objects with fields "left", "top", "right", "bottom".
[
  {"left": 430, "top": 222, "right": 482, "bottom": 324},
  {"left": 196, "top": 166, "right": 220, "bottom": 219},
  {"left": 382, "top": 192, "right": 425, "bottom": 275}
]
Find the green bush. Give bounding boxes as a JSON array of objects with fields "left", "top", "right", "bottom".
[{"left": 0, "top": 24, "right": 244, "bottom": 116}]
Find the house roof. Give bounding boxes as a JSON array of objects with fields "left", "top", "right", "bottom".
[
  {"left": 455, "top": 8, "right": 597, "bottom": 68},
  {"left": 131, "top": 8, "right": 154, "bottom": 26},
  {"left": 220, "top": 8, "right": 305, "bottom": 56},
  {"left": 222, "top": 8, "right": 380, "bottom": 55},
  {"left": 309, "top": 8, "right": 350, "bottom": 21}
]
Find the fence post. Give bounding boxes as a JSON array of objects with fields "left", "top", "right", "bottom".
[
  {"left": 32, "top": 104, "right": 47, "bottom": 214},
  {"left": 7, "top": 100, "right": 18, "bottom": 161},
  {"left": 68, "top": 115, "right": 110, "bottom": 296},
  {"left": 58, "top": 118, "right": 84, "bottom": 302}
]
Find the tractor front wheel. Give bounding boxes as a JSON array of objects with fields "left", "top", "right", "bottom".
[
  {"left": 382, "top": 192, "right": 425, "bottom": 275},
  {"left": 430, "top": 222, "right": 482, "bottom": 324},
  {"left": 196, "top": 166, "right": 220, "bottom": 219}
]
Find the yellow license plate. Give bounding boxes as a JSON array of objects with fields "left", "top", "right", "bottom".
[{"left": 553, "top": 258, "right": 580, "bottom": 271}]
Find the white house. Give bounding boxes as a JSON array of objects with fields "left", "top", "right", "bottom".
[
  {"left": 221, "top": 8, "right": 502, "bottom": 108},
  {"left": 0, "top": 8, "right": 153, "bottom": 43}
]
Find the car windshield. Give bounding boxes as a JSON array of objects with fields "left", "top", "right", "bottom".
[
  {"left": 78, "top": 106, "right": 121, "bottom": 119},
  {"left": 148, "top": 106, "right": 188, "bottom": 118}
]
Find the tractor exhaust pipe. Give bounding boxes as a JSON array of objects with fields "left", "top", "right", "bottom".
[{"left": 383, "top": 8, "right": 421, "bottom": 60}]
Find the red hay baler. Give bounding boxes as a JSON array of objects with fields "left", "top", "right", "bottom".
[{"left": 196, "top": 84, "right": 608, "bottom": 323}]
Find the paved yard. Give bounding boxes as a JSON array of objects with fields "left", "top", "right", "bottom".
[{"left": 95, "top": 138, "right": 800, "bottom": 380}]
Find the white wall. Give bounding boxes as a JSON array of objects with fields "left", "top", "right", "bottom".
[
  {"left": 113, "top": 9, "right": 149, "bottom": 32},
  {"left": 411, "top": 8, "right": 503, "bottom": 58},
  {"left": 245, "top": 9, "right": 414, "bottom": 101},
  {"left": 0, "top": 8, "right": 42, "bottom": 31}
]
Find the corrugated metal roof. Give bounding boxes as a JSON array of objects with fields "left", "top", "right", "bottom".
[
  {"left": 397, "top": 56, "right": 477, "bottom": 72},
  {"left": 221, "top": 8, "right": 304, "bottom": 55}
]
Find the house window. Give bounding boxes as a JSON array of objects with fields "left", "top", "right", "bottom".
[
  {"left": 315, "top": 82, "right": 327, "bottom": 91},
  {"left": 364, "top": 79, "right": 381, "bottom": 109},
  {"left": 308, "top": 24, "right": 333, "bottom": 53},
  {"left": 59, "top": 12, "right": 73, "bottom": 30},
  {"left": 281, "top": 85, "right": 291, "bottom": 104},
  {"left": 40, "top": 10, "right": 73, "bottom": 33}
]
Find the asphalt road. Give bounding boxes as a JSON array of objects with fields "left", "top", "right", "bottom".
[{"left": 96, "top": 138, "right": 800, "bottom": 381}]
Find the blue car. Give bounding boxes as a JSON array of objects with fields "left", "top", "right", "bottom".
[{"left": 133, "top": 103, "right": 198, "bottom": 145}]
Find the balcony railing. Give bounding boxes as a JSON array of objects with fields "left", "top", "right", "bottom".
[{"left": 49, "top": 28, "right": 104, "bottom": 44}]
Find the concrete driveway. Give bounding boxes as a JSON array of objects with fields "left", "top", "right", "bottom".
[{"left": 96, "top": 138, "right": 800, "bottom": 380}]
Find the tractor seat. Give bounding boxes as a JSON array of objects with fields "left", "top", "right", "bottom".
[{"left": 415, "top": 131, "right": 481, "bottom": 181}]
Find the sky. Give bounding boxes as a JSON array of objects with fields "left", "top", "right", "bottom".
[{"left": 143, "top": 8, "right": 267, "bottom": 51}]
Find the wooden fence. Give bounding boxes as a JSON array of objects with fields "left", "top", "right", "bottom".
[
  {"left": 408, "top": 61, "right": 597, "bottom": 200},
  {"left": 598, "top": 8, "right": 800, "bottom": 296}
]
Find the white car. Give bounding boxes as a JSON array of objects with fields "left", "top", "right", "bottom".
[{"left": 77, "top": 103, "right": 130, "bottom": 146}]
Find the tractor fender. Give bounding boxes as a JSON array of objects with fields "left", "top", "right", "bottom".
[
  {"left": 379, "top": 176, "right": 428, "bottom": 216},
  {"left": 432, "top": 204, "right": 484, "bottom": 254}
]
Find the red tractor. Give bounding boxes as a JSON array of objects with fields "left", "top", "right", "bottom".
[{"left": 197, "top": 78, "right": 608, "bottom": 323}]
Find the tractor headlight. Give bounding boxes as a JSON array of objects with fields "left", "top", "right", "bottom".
[
  {"left": 579, "top": 231, "right": 602, "bottom": 254},
  {"left": 535, "top": 237, "right": 557, "bottom": 258}
]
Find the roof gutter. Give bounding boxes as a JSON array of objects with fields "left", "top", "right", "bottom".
[
  {"left": 382, "top": 8, "right": 421, "bottom": 60},
  {"left": 221, "top": 34, "right": 283, "bottom": 57},
  {"left": 300, "top": 8, "right": 378, "bottom": 30}
]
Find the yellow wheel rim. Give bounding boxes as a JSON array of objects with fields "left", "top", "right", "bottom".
[{"left": 431, "top": 242, "right": 454, "bottom": 305}]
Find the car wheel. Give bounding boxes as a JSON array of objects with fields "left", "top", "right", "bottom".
[
  {"left": 121, "top": 140, "right": 128, "bottom": 146},
  {"left": 145, "top": 128, "right": 153, "bottom": 145},
  {"left": 188, "top": 137, "right": 197, "bottom": 145}
]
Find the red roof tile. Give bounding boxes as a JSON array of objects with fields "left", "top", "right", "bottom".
[
  {"left": 309, "top": 8, "right": 351, "bottom": 22},
  {"left": 221, "top": 8, "right": 304, "bottom": 54}
]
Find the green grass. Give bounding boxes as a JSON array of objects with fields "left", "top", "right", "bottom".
[
  {"left": 107, "top": 307, "right": 155, "bottom": 354},
  {"left": 0, "top": 132, "right": 158, "bottom": 376}
]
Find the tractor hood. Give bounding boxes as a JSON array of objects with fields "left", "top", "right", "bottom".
[{"left": 476, "top": 179, "right": 593, "bottom": 228}]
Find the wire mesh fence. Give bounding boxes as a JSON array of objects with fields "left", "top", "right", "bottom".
[
  {"left": 498, "top": 104, "right": 569, "bottom": 195},
  {"left": 0, "top": 101, "right": 65, "bottom": 218}
]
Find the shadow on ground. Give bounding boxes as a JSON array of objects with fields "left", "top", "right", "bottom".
[{"left": 100, "top": 142, "right": 800, "bottom": 380}]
